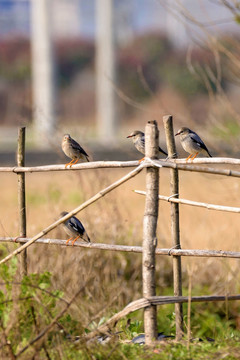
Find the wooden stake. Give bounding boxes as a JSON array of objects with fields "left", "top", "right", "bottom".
[
  {"left": 17, "top": 127, "right": 27, "bottom": 276},
  {"left": 163, "top": 115, "right": 183, "bottom": 340},
  {"left": 187, "top": 265, "right": 193, "bottom": 351},
  {"left": 142, "top": 120, "right": 159, "bottom": 344}
]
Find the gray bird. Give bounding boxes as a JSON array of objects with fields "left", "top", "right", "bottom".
[
  {"left": 175, "top": 127, "right": 212, "bottom": 161},
  {"left": 62, "top": 134, "right": 89, "bottom": 168},
  {"left": 60, "top": 211, "right": 90, "bottom": 246},
  {"left": 127, "top": 130, "right": 168, "bottom": 161}
]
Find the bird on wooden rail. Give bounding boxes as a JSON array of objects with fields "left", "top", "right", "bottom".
[
  {"left": 127, "top": 130, "right": 168, "bottom": 162},
  {"left": 175, "top": 127, "right": 212, "bottom": 161},
  {"left": 62, "top": 134, "right": 89, "bottom": 168},
  {"left": 60, "top": 211, "right": 91, "bottom": 246}
]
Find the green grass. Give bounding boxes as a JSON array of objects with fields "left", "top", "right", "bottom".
[
  {"left": 0, "top": 254, "right": 240, "bottom": 359},
  {"left": 43, "top": 334, "right": 240, "bottom": 360}
]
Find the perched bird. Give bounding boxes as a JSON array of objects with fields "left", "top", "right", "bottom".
[
  {"left": 62, "top": 134, "right": 89, "bottom": 168},
  {"left": 175, "top": 127, "right": 212, "bottom": 161},
  {"left": 127, "top": 130, "right": 168, "bottom": 161},
  {"left": 60, "top": 211, "right": 90, "bottom": 246}
]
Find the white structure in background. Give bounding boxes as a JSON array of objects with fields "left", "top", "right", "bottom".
[
  {"left": 115, "top": 1, "right": 134, "bottom": 45},
  {"left": 31, "top": 0, "right": 56, "bottom": 147},
  {"left": 52, "top": 0, "right": 81, "bottom": 38},
  {"left": 165, "top": 0, "right": 187, "bottom": 48},
  {"left": 96, "top": 0, "right": 117, "bottom": 142}
]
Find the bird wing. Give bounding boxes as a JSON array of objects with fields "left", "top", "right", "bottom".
[
  {"left": 68, "top": 216, "right": 85, "bottom": 236},
  {"left": 189, "top": 131, "right": 210, "bottom": 154},
  {"left": 140, "top": 136, "right": 145, "bottom": 149},
  {"left": 71, "top": 138, "right": 89, "bottom": 158}
]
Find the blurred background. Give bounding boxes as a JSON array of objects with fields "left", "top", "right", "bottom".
[{"left": 0, "top": 0, "right": 240, "bottom": 163}]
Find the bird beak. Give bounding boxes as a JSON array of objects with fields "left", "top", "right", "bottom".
[
  {"left": 126, "top": 135, "right": 132, "bottom": 138},
  {"left": 175, "top": 132, "right": 180, "bottom": 136}
]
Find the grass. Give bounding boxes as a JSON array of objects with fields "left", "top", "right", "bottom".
[{"left": 1, "top": 166, "right": 240, "bottom": 358}]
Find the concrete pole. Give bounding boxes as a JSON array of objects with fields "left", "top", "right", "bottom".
[
  {"left": 96, "top": 0, "right": 117, "bottom": 142},
  {"left": 31, "top": 0, "right": 56, "bottom": 147}
]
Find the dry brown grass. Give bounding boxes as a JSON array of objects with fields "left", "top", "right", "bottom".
[{"left": 1, "top": 165, "right": 240, "bottom": 324}]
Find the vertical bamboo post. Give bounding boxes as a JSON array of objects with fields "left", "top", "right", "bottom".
[
  {"left": 163, "top": 115, "right": 183, "bottom": 340},
  {"left": 143, "top": 120, "right": 159, "bottom": 344},
  {"left": 17, "top": 127, "right": 27, "bottom": 276}
]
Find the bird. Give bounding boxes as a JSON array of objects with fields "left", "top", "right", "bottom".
[
  {"left": 127, "top": 130, "right": 168, "bottom": 161},
  {"left": 62, "top": 134, "right": 89, "bottom": 168},
  {"left": 175, "top": 127, "right": 212, "bottom": 161},
  {"left": 60, "top": 211, "right": 90, "bottom": 246}
]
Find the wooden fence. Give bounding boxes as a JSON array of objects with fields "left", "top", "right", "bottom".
[{"left": 1, "top": 117, "right": 240, "bottom": 346}]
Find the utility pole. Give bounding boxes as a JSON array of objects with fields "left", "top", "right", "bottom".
[
  {"left": 96, "top": 0, "right": 117, "bottom": 142},
  {"left": 31, "top": 0, "right": 56, "bottom": 147}
]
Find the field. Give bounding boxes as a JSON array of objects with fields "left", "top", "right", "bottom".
[{"left": 1, "top": 165, "right": 240, "bottom": 358}]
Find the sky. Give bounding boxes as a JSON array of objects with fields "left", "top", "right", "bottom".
[{"left": 0, "top": 0, "right": 238, "bottom": 46}]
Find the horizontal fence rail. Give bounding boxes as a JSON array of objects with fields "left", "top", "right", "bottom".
[
  {"left": 1, "top": 158, "right": 240, "bottom": 180},
  {"left": 134, "top": 190, "right": 240, "bottom": 214},
  {"left": 1, "top": 237, "right": 240, "bottom": 259},
  {"left": 0, "top": 160, "right": 139, "bottom": 173},
  {"left": 84, "top": 294, "right": 240, "bottom": 341},
  {"left": 153, "top": 159, "right": 240, "bottom": 178}
]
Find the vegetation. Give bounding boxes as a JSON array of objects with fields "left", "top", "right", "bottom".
[
  {"left": 0, "top": 255, "right": 240, "bottom": 358},
  {"left": 1, "top": 167, "right": 240, "bottom": 358}
]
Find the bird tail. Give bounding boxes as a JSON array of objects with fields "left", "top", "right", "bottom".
[
  {"left": 207, "top": 150, "right": 212, "bottom": 157},
  {"left": 159, "top": 147, "right": 168, "bottom": 156},
  {"left": 83, "top": 231, "right": 91, "bottom": 243}
]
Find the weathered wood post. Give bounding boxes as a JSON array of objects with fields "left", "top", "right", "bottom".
[
  {"left": 17, "top": 127, "right": 27, "bottom": 276},
  {"left": 163, "top": 115, "right": 183, "bottom": 340},
  {"left": 143, "top": 120, "right": 159, "bottom": 344}
]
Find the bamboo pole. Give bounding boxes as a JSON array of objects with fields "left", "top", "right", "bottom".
[
  {"left": 134, "top": 190, "right": 240, "bottom": 214},
  {"left": 84, "top": 294, "right": 240, "bottom": 341},
  {"left": 1, "top": 157, "right": 240, "bottom": 174},
  {"left": 159, "top": 160, "right": 240, "bottom": 178},
  {"left": 1, "top": 237, "right": 240, "bottom": 259},
  {"left": 17, "top": 127, "right": 27, "bottom": 276},
  {"left": 0, "top": 164, "right": 144, "bottom": 266},
  {"left": 187, "top": 265, "right": 193, "bottom": 351},
  {"left": 142, "top": 120, "right": 159, "bottom": 344},
  {"left": 0, "top": 161, "right": 139, "bottom": 173},
  {"left": 174, "top": 158, "right": 240, "bottom": 165},
  {"left": 163, "top": 115, "right": 183, "bottom": 339}
]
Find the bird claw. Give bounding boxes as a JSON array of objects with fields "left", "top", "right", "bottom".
[
  {"left": 71, "top": 236, "right": 80, "bottom": 246},
  {"left": 66, "top": 237, "right": 73, "bottom": 245}
]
